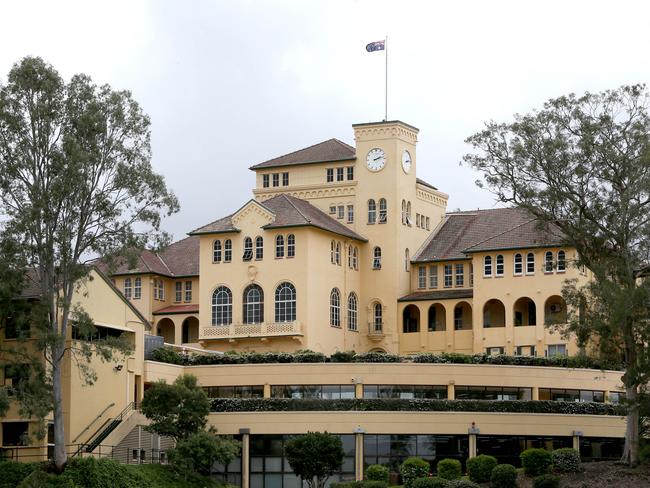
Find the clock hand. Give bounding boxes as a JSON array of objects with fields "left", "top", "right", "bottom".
[{"left": 374, "top": 156, "right": 381, "bottom": 161}]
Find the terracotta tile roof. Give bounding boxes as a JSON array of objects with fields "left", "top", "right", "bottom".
[
  {"left": 188, "top": 214, "right": 238, "bottom": 235},
  {"left": 249, "top": 138, "right": 356, "bottom": 170},
  {"left": 398, "top": 289, "right": 474, "bottom": 302},
  {"left": 153, "top": 304, "right": 199, "bottom": 315},
  {"left": 413, "top": 208, "right": 565, "bottom": 262}
]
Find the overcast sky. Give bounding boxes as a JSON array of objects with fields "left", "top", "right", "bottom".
[{"left": 2, "top": 0, "right": 649, "bottom": 240}]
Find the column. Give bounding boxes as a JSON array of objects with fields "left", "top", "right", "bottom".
[
  {"left": 447, "top": 382, "right": 455, "bottom": 400},
  {"left": 173, "top": 319, "right": 183, "bottom": 346},
  {"left": 468, "top": 423, "right": 480, "bottom": 458},
  {"left": 445, "top": 304, "right": 455, "bottom": 352},
  {"left": 532, "top": 386, "right": 539, "bottom": 401},
  {"left": 263, "top": 384, "right": 271, "bottom": 398},
  {"left": 240, "top": 430, "right": 250, "bottom": 488},
  {"left": 355, "top": 431, "right": 364, "bottom": 481},
  {"left": 355, "top": 382, "right": 364, "bottom": 399},
  {"left": 572, "top": 430, "right": 582, "bottom": 451},
  {"left": 504, "top": 297, "right": 514, "bottom": 355}
]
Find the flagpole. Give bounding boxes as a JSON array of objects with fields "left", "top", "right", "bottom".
[{"left": 384, "top": 36, "right": 388, "bottom": 121}]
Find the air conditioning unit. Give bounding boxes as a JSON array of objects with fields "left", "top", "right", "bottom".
[{"left": 550, "top": 303, "right": 562, "bottom": 313}]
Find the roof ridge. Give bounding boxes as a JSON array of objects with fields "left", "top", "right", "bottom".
[
  {"left": 259, "top": 138, "right": 343, "bottom": 165},
  {"left": 154, "top": 253, "right": 173, "bottom": 276},
  {"left": 464, "top": 217, "right": 538, "bottom": 251},
  {"left": 188, "top": 213, "right": 234, "bottom": 235},
  {"left": 331, "top": 138, "right": 355, "bottom": 152},
  {"left": 282, "top": 194, "right": 311, "bottom": 223}
]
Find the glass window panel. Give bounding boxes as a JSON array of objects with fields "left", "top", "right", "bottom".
[
  {"left": 268, "top": 438, "right": 284, "bottom": 456},
  {"left": 341, "top": 457, "right": 355, "bottom": 472},
  {"left": 250, "top": 474, "right": 264, "bottom": 488},
  {"left": 363, "top": 385, "right": 378, "bottom": 399},
  {"left": 377, "top": 435, "right": 391, "bottom": 456},
  {"left": 417, "top": 435, "right": 436, "bottom": 456},
  {"left": 265, "top": 457, "right": 283, "bottom": 472},
  {"left": 265, "top": 474, "right": 283, "bottom": 488},
  {"left": 364, "top": 435, "right": 378, "bottom": 456},
  {"left": 580, "top": 390, "right": 594, "bottom": 402},
  {"left": 250, "top": 457, "right": 264, "bottom": 472},
  {"left": 322, "top": 385, "right": 340, "bottom": 400},
  {"left": 340, "top": 435, "right": 355, "bottom": 456},
  {"left": 539, "top": 388, "right": 551, "bottom": 401},
  {"left": 340, "top": 385, "right": 356, "bottom": 399},
  {"left": 593, "top": 391, "right": 604, "bottom": 403}
]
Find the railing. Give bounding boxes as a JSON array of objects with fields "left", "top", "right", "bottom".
[
  {"left": 368, "top": 323, "right": 385, "bottom": 339},
  {"left": 72, "top": 402, "right": 139, "bottom": 457},
  {"left": 1, "top": 444, "right": 169, "bottom": 464},
  {"left": 201, "top": 321, "right": 302, "bottom": 340},
  {"left": 72, "top": 402, "right": 116, "bottom": 443}
]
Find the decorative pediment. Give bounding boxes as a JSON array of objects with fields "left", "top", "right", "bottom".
[{"left": 231, "top": 199, "right": 276, "bottom": 227}]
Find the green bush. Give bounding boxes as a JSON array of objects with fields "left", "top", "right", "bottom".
[
  {"left": 354, "top": 352, "right": 402, "bottom": 363},
  {"left": 17, "top": 470, "right": 76, "bottom": 488},
  {"left": 447, "top": 481, "right": 480, "bottom": 488},
  {"left": 365, "top": 464, "right": 389, "bottom": 482},
  {"left": 169, "top": 431, "right": 241, "bottom": 476},
  {"left": 331, "top": 350, "right": 357, "bottom": 363},
  {"left": 0, "top": 461, "right": 38, "bottom": 488},
  {"left": 490, "top": 464, "right": 517, "bottom": 488},
  {"left": 400, "top": 457, "right": 430, "bottom": 488},
  {"left": 532, "top": 474, "right": 560, "bottom": 488},
  {"left": 436, "top": 459, "right": 462, "bottom": 480},
  {"left": 520, "top": 448, "right": 552, "bottom": 476},
  {"left": 551, "top": 448, "right": 580, "bottom": 473},
  {"left": 640, "top": 443, "right": 650, "bottom": 463},
  {"left": 412, "top": 477, "right": 450, "bottom": 487},
  {"left": 59, "top": 457, "right": 150, "bottom": 488},
  {"left": 466, "top": 454, "right": 497, "bottom": 482},
  {"left": 330, "top": 482, "right": 387, "bottom": 488}
]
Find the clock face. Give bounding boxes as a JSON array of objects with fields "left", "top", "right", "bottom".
[
  {"left": 366, "top": 148, "right": 386, "bottom": 172},
  {"left": 401, "top": 150, "right": 412, "bottom": 174}
]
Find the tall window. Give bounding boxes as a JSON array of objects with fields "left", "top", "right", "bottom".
[
  {"left": 212, "top": 286, "right": 232, "bottom": 326},
  {"left": 557, "top": 250, "right": 566, "bottom": 272},
  {"left": 418, "top": 266, "right": 426, "bottom": 289},
  {"left": 545, "top": 251, "right": 554, "bottom": 272},
  {"left": 185, "top": 281, "right": 192, "bottom": 302},
  {"left": 368, "top": 199, "right": 376, "bottom": 224},
  {"left": 514, "top": 253, "right": 523, "bottom": 275},
  {"left": 378, "top": 198, "right": 387, "bottom": 223},
  {"left": 373, "top": 303, "right": 383, "bottom": 332},
  {"left": 347, "top": 205, "right": 354, "bottom": 223},
  {"left": 373, "top": 247, "right": 382, "bottom": 269},
  {"left": 243, "top": 284, "right": 264, "bottom": 324},
  {"left": 526, "top": 252, "right": 535, "bottom": 274},
  {"left": 429, "top": 265, "right": 438, "bottom": 288},
  {"left": 330, "top": 240, "right": 335, "bottom": 264},
  {"left": 335, "top": 242, "right": 341, "bottom": 265},
  {"left": 348, "top": 293, "right": 358, "bottom": 331},
  {"left": 337, "top": 205, "right": 344, "bottom": 219},
  {"left": 124, "top": 278, "right": 132, "bottom": 300},
  {"left": 255, "top": 236, "right": 264, "bottom": 260},
  {"left": 484, "top": 256, "right": 492, "bottom": 277},
  {"left": 134, "top": 277, "right": 141, "bottom": 299},
  {"left": 262, "top": 174, "right": 270, "bottom": 188},
  {"left": 287, "top": 234, "right": 295, "bottom": 258},
  {"left": 175, "top": 281, "right": 183, "bottom": 302},
  {"left": 326, "top": 168, "right": 334, "bottom": 182},
  {"left": 159, "top": 280, "right": 165, "bottom": 300},
  {"left": 282, "top": 172, "right": 289, "bottom": 186},
  {"left": 455, "top": 263, "right": 464, "bottom": 286},
  {"left": 426, "top": 217, "right": 430, "bottom": 230},
  {"left": 275, "top": 282, "right": 296, "bottom": 322},
  {"left": 401, "top": 200, "right": 406, "bottom": 224},
  {"left": 272, "top": 173, "right": 279, "bottom": 187},
  {"left": 347, "top": 166, "right": 354, "bottom": 180},
  {"left": 213, "top": 240, "right": 222, "bottom": 263},
  {"left": 406, "top": 201, "right": 412, "bottom": 225},
  {"left": 336, "top": 167, "right": 344, "bottom": 181},
  {"left": 330, "top": 288, "right": 341, "bottom": 327},
  {"left": 275, "top": 235, "right": 284, "bottom": 258},
  {"left": 405, "top": 249, "right": 410, "bottom": 271},
  {"left": 444, "top": 264, "right": 453, "bottom": 287},
  {"left": 224, "top": 239, "right": 232, "bottom": 262},
  {"left": 348, "top": 246, "right": 353, "bottom": 269},
  {"left": 352, "top": 247, "right": 358, "bottom": 270},
  {"left": 496, "top": 255, "right": 504, "bottom": 276},
  {"left": 243, "top": 237, "right": 253, "bottom": 261}
]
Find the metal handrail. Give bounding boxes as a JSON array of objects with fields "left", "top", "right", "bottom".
[
  {"left": 72, "top": 402, "right": 116, "bottom": 443},
  {"left": 73, "top": 401, "right": 139, "bottom": 457}
]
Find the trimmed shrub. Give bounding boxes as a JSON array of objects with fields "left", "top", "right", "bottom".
[
  {"left": 490, "top": 464, "right": 517, "bottom": 488},
  {"left": 58, "top": 457, "right": 150, "bottom": 488},
  {"left": 447, "top": 481, "right": 480, "bottom": 488},
  {"left": 520, "top": 448, "right": 552, "bottom": 476},
  {"left": 551, "top": 448, "right": 580, "bottom": 473},
  {"left": 412, "top": 477, "right": 450, "bottom": 488},
  {"left": 365, "top": 464, "right": 389, "bottom": 482},
  {"left": 400, "top": 457, "right": 430, "bottom": 488},
  {"left": 0, "top": 462, "right": 38, "bottom": 488},
  {"left": 532, "top": 474, "right": 560, "bottom": 488},
  {"left": 466, "top": 454, "right": 497, "bottom": 482},
  {"left": 354, "top": 352, "right": 402, "bottom": 363},
  {"left": 331, "top": 350, "right": 356, "bottom": 363},
  {"left": 330, "top": 482, "right": 387, "bottom": 488},
  {"left": 436, "top": 458, "right": 462, "bottom": 480}
]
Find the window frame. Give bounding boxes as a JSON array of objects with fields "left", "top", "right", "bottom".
[
  {"left": 224, "top": 239, "right": 232, "bottom": 262},
  {"left": 526, "top": 252, "right": 535, "bottom": 275},
  {"left": 429, "top": 265, "right": 438, "bottom": 288},
  {"left": 455, "top": 263, "right": 464, "bottom": 287},
  {"left": 367, "top": 199, "right": 376, "bottom": 224},
  {"left": 255, "top": 236, "right": 264, "bottom": 260},
  {"left": 211, "top": 286, "right": 233, "bottom": 326},
  {"left": 513, "top": 253, "right": 523, "bottom": 275},
  {"left": 243, "top": 284, "right": 264, "bottom": 324},
  {"left": 347, "top": 293, "right": 358, "bottom": 331},
  {"left": 495, "top": 254, "right": 504, "bottom": 277},
  {"left": 275, "top": 235, "right": 284, "bottom": 258},
  {"left": 275, "top": 282, "right": 296, "bottom": 322},
  {"left": 373, "top": 247, "right": 382, "bottom": 270},
  {"left": 287, "top": 234, "right": 295, "bottom": 258},
  {"left": 443, "top": 264, "right": 453, "bottom": 288}
]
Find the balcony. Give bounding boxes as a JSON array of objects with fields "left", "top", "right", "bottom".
[
  {"left": 367, "top": 323, "right": 385, "bottom": 341},
  {"left": 200, "top": 321, "right": 302, "bottom": 341}
]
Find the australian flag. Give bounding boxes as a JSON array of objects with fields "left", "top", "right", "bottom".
[{"left": 365, "top": 40, "right": 385, "bottom": 52}]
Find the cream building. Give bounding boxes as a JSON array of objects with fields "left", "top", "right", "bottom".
[{"left": 1, "top": 120, "right": 626, "bottom": 487}]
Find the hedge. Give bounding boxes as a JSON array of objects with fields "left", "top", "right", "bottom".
[
  {"left": 210, "top": 398, "right": 625, "bottom": 415},
  {"left": 148, "top": 347, "right": 622, "bottom": 371}
]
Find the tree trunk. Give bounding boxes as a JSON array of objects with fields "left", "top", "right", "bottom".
[
  {"left": 621, "top": 384, "right": 640, "bottom": 467},
  {"left": 52, "top": 341, "right": 67, "bottom": 472}
]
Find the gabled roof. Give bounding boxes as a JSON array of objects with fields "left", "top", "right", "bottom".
[
  {"left": 412, "top": 208, "right": 565, "bottom": 263},
  {"left": 188, "top": 214, "right": 239, "bottom": 235},
  {"left": 249, "top": 138, "right": 356, "bottom": 170}
]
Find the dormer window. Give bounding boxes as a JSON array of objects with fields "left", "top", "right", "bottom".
[
  {"left": 326, "top": 168, "right": 334, "bottom": 182},
  {"left": 262, "top": 174, "right": 270, "bottom": 188},
  {"left": 336, "top": 167, "right": 344, "bottom": 181},
  {"left": 272, "top": 173, "right": 279, "bottom": 187},
  {"left": 243, "top": 237, "right": 253, "bottom": 261}
]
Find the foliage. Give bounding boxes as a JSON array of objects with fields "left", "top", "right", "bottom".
[
  {"left": 551, "top": 448, "right": 581, "bottom": 473},
  {"left": 412, "top": 477, "right": 450, "bottom": 488},
  {"left": 210, "top": 398, "right": 625, "bottom": 416},
  {"left": 168, "top": 430, "right": 240, "bottom": 476},
  {"left": 436, "top": 459, "right": 462, "bottom": 480},
  {"left": 466, "top": 454, "right": 497, "bottom": 482},
  {"left": 331, "top": 350, "right": 357, "bottom": 363},
  {"left": 639, "top": 443, "right": 650, "bottom": 463},
  {"left": 400, "top": 457, "right": 430, "bottom": 487},
  {"left": 0, "top": 56, "right": 177, "bottom": 469},
  {"left": 447, "top": 481, "right": 480, "bottom": 488},
  {"left": 0, "top": 461, "right": 38, "bottom": 488},
  {"left": 284, "top": 432, "right": 344, "bottom": 488},
  {"left": 464, "top": 84, "right": 650, "bottom": 466},
  {"left": 490, "top": 464, "right": 518, "bottom": 488},
  {"left": 330, "top": 482, "right": 387, "bottom": 488},
  {"left": 531, "top": 474, "right": 560, "bottom": 488},
  {"left": 140, "top": 374, "right": 210, "bottom": 441},
  {"left": 353, "top": 352, "right": 402, "bottom": 363},
  {"left": 365, "top": 464, "right": 389, "bottom": 482},
  {"left": 17, "top": 470, "right": 76, "bottom": 488},
  {"left": 520, "top": 448, "right": 552, "bottom": 477},
  {"left": 58, "top": 457, "right": 150, "bottom": 488}
]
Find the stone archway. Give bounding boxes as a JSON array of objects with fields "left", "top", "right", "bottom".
[
  {"left": 156, "top": 318, "right": 175, "bottom": 344},
  {"left": 181, "top": 316, "right": 199, "bottom": 343}
]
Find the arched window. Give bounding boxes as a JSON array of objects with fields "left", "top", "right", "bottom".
[
  {"left": 287, "top": 234, "right": 295, "bottom": 258},
  {"left": 405, "top": 248, "right": 410, "bottom": 271},
  {"left": 243, "top": 284, "right": 264, "bottom": 324},
  {"left": 373, "top": 303, "right": 383, "bottom": 332},
  {"left": 545, "top": 251, "right": 554, "bottom": 273},
  {"left": 255, "top": 236, "right": 264, "bottom": 260},
  {"left": 335, "top": 242, "right": 341, "bottom": 265},
  {"left": 348, "top": 245, "right": 353, "bottom": 268},
  {"left": 330, "top": 288, "right": 341, "bottom": 327},
  {"left": 224, "top": 239, "right": 232, "bottom": 262},
  {"left": 514, "top": 253, "right": 523, "bottom": 275},
  {"left": 243, "top": 237, "right": 253, "bottom": 261},
  {"left": 348, "top": 293, "right": 358, "bottom": 331},
  {"left": 213, "top": 240, "right": 222, "bottom": 263},
  {"left": 212, "top": 286, "right": 232, "bottom": 325},
  {"left": 378, "top": 198, "right": 387, "bottom": 223},
  {"left": 401, "top": 200, "right": 406, "bottom": 225},
  {"left": 373, "top": 247, "right": 382, "bottom": 269},
  {"left": 124, "top": 278, "right": 132, "bottom": 300},
  {"left": 353, "top": 247, "right": 358, "bottom": 270},
  {"left": 275, "top": 282, "right": 296, "bottom": 322},
  {"left": 275, "top": 235, "right": 284, "bottom": 258},
  {"left": 557, "top": 250, "right": 566, "bottom": 272},
  {"left": 526, "top": 252, "right": 535, "bottom": 274},
  {"left": 368, "top": 199, "right": 376, "bottom": 224},
  {"left": 496, "top": 254, "right": 504, "bottom": 276},
  {"left": 484, "top": 256, "right": 492, "bottom": 276},
  {"left": 330, "top": 240, "right": 335, "bottom": 264},
  {"left": 406, "top": 201, "right": 412, "bottom": 225}
]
